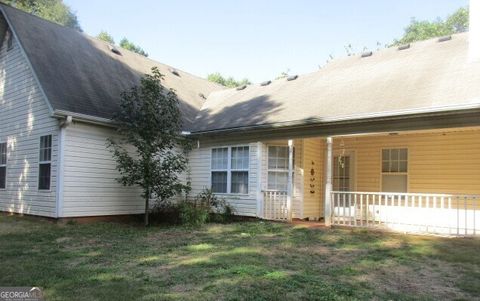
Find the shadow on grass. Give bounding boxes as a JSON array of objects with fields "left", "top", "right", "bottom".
[{"left": 0, "top": 215, "right": 479, "bottom": 300}]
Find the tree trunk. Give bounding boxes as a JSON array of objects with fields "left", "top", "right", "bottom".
[{"left": 144, "top": 188, "right": 150, "bottom": 227}]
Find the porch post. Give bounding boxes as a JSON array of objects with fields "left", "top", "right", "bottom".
[
  {"left": 287, "top": 139, "right": 294, "bottom": 221},
  {"left": 324, "top": 137, "right": 333, "bottom": 226}
]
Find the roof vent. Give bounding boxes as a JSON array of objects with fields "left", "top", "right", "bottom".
[
  {"left": 198, "top": 93, "right": 206, "bottom": 100},
  {"left": 361, "top": 51, "right": 373, "bottom": 58},
  {"left": 169, "top": 68, "right": 180, "bottom": 76},
  {"left": 108, "top": 45, "right": 121, "bottom": 55},
  {"left": 438, "top": 36, "right": 452, "bottom": 42},
  {"left": 398, "top": 44, "right": 410, "bottom": 51},
  {"left": 286, "top": 75, "right": 298, "bottom": 81},
  {"left": 260, "top": 80, "right": 271, "bottom": 86},
  {"left": 236, "top": 85, "right": 247, "bottom": 91}
]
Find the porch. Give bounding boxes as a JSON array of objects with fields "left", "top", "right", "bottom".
[{"left": 260, "top": 127, "right": 480, "bottom": 236}]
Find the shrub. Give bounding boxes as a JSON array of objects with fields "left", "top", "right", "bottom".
[
  {"left": 195, "top": 188, "right": 235, "bottom": 223},
  {"left": 179, "top": 201, "right": 209, "bottom": 227}
]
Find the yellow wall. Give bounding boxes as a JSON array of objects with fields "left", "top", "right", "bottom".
[
  {"left": 333, "top": 128, "right": 480, "bottom": 195},
  {"left": 302, "top": 138, "right": 324, "bottom": 218}
]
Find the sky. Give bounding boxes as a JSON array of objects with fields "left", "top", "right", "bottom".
[{"left": 65, "top": 0, "right": 468, "bottom": 83}]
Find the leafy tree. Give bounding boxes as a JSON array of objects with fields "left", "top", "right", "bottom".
[
  {"left": 207, "top": 72, "right": 250, "bottom": 88},
  {"left": 107, "top": 67, "right": 189, "bottom": 226},
  {"left": 2, "top": 0, "right": 81, "bottom": 31},
  {"left": 119, "top": 38, "right": 148, "bottom": 57},
  {"left": 97, "top": 31, "right": 115, "bottom": 44},
  {"left": 393, "top": 7, "right": 468, "bottom": 46}
]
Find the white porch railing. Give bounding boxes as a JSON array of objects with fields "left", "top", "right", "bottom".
[
  {"left": 331, "top": 191, "right": 480, "bottom": 236},
  {"left": 263, "top": 190, "right": 289, "bottom": 221}
]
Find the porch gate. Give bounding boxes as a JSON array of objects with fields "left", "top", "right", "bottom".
[
  {"left": 263, "top": 190, "right": 289, "bottom": 221},
  {"left": 331, "top": 191, "right": 480, "bottom": 236}
]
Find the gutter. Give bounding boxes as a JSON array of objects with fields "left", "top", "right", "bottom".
[
  {"left": 53, "top": 110, "right": 116, "bottom": 127},
  {"left": 188, "top": 103, "right": 480, "bottom": 136}
]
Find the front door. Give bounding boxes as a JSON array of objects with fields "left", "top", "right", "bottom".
[{"left": 333, "top": 153, "right": 355, "bottom": 191}]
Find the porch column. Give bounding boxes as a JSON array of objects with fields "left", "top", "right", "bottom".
[
  {"left": 287, "top": 139, "right": 294, "bottom": 221},
  {"left": 324, "top": 137, "right": 333, "bottom": 226}
]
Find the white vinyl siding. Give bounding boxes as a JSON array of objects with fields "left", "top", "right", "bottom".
[
  {"left": 62, "top": 122, "right": 144, "bottom": 217},
  {"left": 189, "top": 142, "right": 258, "bottom": 216},
  {"left": 0, "top": 36, "right": 58, "bottom": 217}
]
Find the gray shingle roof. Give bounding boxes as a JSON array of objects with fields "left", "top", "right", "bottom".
[
  {"left": 194, "top": 33, "right": 480, "bottom": 133},
  {"left": 0, "top": 4, "right": 223, "bottom": 129}
]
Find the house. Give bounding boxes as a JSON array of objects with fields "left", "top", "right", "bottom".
[{"left": 0, "top": 3, "right": 479, "bottom": 235}]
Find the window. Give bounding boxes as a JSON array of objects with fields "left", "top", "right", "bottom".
[
  {"left": 38, "top": 135, "right": 52, "bottom": 190},
  {"left": 231, "top": 146, "right": 249, "bottom": 194},
  {"left": 333, "top": 155, "right": 351, "bottom": 191},
  {"left": 267, "top": 146, "right": 291, "bottom": 191},
  {"left": 211, "top": 146, "right": 249, "bottom": 194},
  {"left": 381, "top": 148, "right": 408, "bottom": 192},
  {"left": 0, "top": 142, "right": 6, "bottom": 189}
]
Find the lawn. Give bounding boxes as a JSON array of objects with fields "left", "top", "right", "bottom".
[{"left": 0, "top": 215, "right": 479, "bottom": 301}]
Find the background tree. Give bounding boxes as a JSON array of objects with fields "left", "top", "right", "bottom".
[
  {"left": 2, "top": 0, "right": 81, "bottom": 31},
  {"left": 97, "top": 31, "right": 115, "bottom": 44},
  {"left": 207, "top": 72, "right": 250, "bottom": 88},
  {"left": 119, "top": 38, "right": 148, "bottom": 57},
  {"left": 393, "top": 7, "right": 468, "bottom": 46},
  {"left": 108, "top": 67, "right": 189, "bottom": 226}
]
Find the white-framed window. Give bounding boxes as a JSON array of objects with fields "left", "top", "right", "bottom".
[
  {"left": 381, "top": 148, "right": 408, "bottom": 193},
  {"left": 0, "top": 142, "right": 6, "bottom": 189},
  {"left": 267, "top": 146, "right": 291, "bottom": 191},
  {"left": 211, "top": 146, "right": 249, "bottom": 194},
  {"left": 38, "top": 135, "right": 52, "bottom": 190}
]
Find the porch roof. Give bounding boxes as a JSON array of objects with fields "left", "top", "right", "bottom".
[{"left": 193, "top": 33, "right": 480, "bottom": 134}]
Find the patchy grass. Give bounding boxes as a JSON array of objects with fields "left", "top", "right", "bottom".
[{"left": 1, "top": 215, "right": 479, "bottom": 300}]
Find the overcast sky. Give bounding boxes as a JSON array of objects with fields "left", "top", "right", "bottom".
[{"left": 65, "top": 0, "right": 468, "bottom": 82}]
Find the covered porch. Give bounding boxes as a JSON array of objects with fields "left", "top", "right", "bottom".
[{"left": 260, "top": 127, "right": 480, "bottom": 236}]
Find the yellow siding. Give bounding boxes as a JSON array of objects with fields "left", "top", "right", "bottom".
[
  {"left": 333, "top": 129, "right": 480, "bottom": 195},
  {"left": 302, "top": 138, "right": 324, "bottom": 219}
]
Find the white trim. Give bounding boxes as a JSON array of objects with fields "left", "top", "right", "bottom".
[
  {"left": 55, "top": 127, "right": 66, "bottom": 218},
  {"left": 256, "top": 142, "right": 263, "bottom": 217},
  {"left": 287, "top": 139, "right": 294, "bottom": 221},
  {"left": 324, "top": 137, "right": 333, "bottom": 226}
]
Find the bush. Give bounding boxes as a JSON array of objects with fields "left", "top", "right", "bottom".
[
  {"left": 179, "top": 201, "right": 209, "bottom": 227},
  {"left": 150, "top": 189, "right": 235, "bottom": 227},
  {"left": 195, "top": 188, "right": 235, "bottom": 223},
  {"left": 150, "top": 201, "right": 182, "bottom": 225}
]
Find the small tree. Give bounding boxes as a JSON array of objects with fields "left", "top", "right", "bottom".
[{"left": 108, "top": 67, "right": 189, "bottom": 226}]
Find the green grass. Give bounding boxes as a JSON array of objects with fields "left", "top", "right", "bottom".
[{"left": 1, "top": 215, "right": 479, "bottom": 300}]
